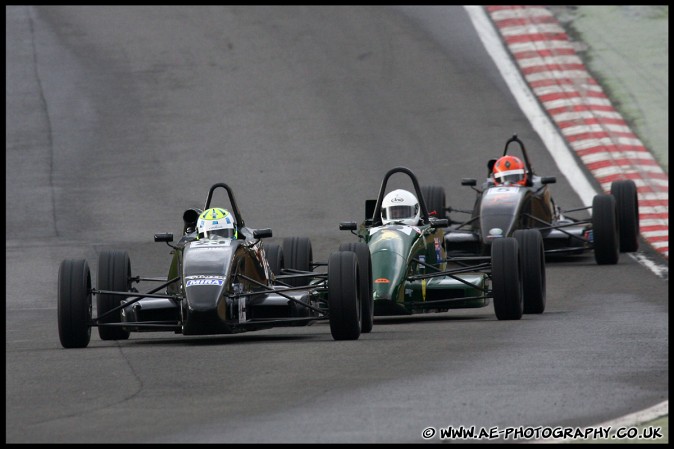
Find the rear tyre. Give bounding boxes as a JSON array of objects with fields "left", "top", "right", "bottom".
[
  {"left": 513, "top": 229, "right": 546, "bottom": 314},
  {"left": 611, "top": 180, "right": 639, "bottom": 252},
  {"left": 328, "top": 251, "right": 361, "bottom": 340},
  {"left": 491, "top": 237, "right": 523, "bottom": 320},
  {"left": 58, "top": 259, "right": 92, "bottom": 348},
  {"left": 97, "top": 250, "right": 132, "bottom": 340},
  {"left": 339, "top": 242, "right": 373, "bottom": 333},
  {"left": 283, "top": 237, "right": 313, "bottom": 287},
  {"left": 592, "top": 194, "right": 619, "bottom": 265},
  {"left": 421, "top": 185, "right": 447, "bottom": 219},
  {"left": 264, "top": 243, "right": 284, "bottom": 276}
]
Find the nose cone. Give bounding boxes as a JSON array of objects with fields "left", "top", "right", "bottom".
[
  {"left": 479, "top": 186, "right": 523, "bottom": 243},
  {"left": 185, "top": 280, "right": 225, "bottom": 311},
  {"left": 368, "top": 225, "right": 420, "bottom": 301},
  {"left": 371, "top": 250, "right": 405, "bottom": 301}
]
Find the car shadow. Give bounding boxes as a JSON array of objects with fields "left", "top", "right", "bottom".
[
  {"left": 373, "top": 313, "right": 490, "bottom": 325},
  {"left": 88, "top": 332, "right": 319, "bottom": 348}
]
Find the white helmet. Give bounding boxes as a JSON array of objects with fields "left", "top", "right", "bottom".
[
  {"left": 381, "top": 189, "right": 420, "bottom": 226},
  {"left": 197, "top": 208, "right": 237, "bottom": 239}
]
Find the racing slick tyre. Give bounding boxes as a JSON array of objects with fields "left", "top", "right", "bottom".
[
  {"left": 58, "top": 259, "right": 93, "bottom": 348},
  {"left": 97, "top": 250, "right": 132, "bottom": 340},
  {"left": 491, "top": 237, "right": 523, "bottom": 320},
  {"left": 513, "top": 229, "right": 546, "bottom": 314},
  {"left": 264, "top": 243, "right": 284, "bottom": 276},
  {"left": 339, "top": 242, "right": 373, "bottom": 333},
  {"left": 610, "top": 179, "right": 639, "bottom": 253},
  {"left": 327, "top": 251, "right": 361, "bottom": 340},
  {"left": 592, "top": 194, "right": 619, "bottom": 265},
  {"left": 421, "top": 185, "right": 447, "bottom": 219},
  {"left": 283, "top": 237, "right": 313, "bottom": 287}
]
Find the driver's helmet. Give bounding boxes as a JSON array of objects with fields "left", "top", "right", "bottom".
[
  {"left": 381, "top": 189, "right": 420, "bottom": 226},
  {"left": 493, "top": 155, "right": 527, "bottom": 186},
  {"left": 197, "top": 208, "right": 237, "bottom": 239}
]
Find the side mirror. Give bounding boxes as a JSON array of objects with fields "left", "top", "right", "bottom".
[
  {"left": 461, "top": 179, "right": 477, "bottom": 186},
  {"left": 182, "top": 208, "right": 202, "bottom": 234},
  {"left": 487, "top": 158, "right": 497, "bottom": 175},
  {"left": 541, "top": 176, "right": 556, "bottom": 184},
  {"left": 154, "top": 233, "right": 174, "bottom": 243},
  {"left": 253, "top": 228, "right": 273, "bottom": 239},
  {"left": 339, "top": 222, "right": 357, "bottom": 231}
]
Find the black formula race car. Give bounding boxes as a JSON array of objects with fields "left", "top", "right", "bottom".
[
  {"left": 339, "top": 166, "right": 546, "bottom": 320},
  {"left": 57, "top": 183, "right": 371, "bottom": 348},
  {"left": 426, "top": 135, "right": 639, "bottom": 265}
]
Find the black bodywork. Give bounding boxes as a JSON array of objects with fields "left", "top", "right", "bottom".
[
  {"left": 437, "top": 135, "right": 639, "bottom": 265},
  {"left": 58, "top": 183, "right": 367, "bottom": 348}
]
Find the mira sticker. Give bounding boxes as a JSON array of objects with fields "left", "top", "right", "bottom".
[
  {"left": 374, "top": 278, "right": 390, "bottom": 284},
  {"left": 186, "top": 279, "right": 224, "bottom": 287}
]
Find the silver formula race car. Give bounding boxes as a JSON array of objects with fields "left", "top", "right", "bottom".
[
  {"left": 57, "top": 183, "right": 371, "bottom": 348},
  {"left": 425, "top": 135, "right": 639, "bottom": 265}
]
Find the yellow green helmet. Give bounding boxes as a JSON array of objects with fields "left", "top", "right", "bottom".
[{"left": 197, "top": 208, "right": 237, "bottom": 239}]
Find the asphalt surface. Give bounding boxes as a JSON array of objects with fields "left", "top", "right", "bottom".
[{"left": 5, "top": 5, "right": 668, "bottom": 444}]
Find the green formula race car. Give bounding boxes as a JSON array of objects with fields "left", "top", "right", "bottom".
[{"left": 339, "top": 166, "right": 546, "bottom": 320}]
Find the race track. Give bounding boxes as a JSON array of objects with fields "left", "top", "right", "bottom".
[{"left": 5, "top": 5, "right": 668, "bottom": 443}]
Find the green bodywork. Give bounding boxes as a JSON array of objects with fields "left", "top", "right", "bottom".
[{"left": 357, "top": 223, "right": 489, "bottom": 315}]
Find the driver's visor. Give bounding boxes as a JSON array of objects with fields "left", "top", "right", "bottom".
[
  {"left": 201, "top": 228, "right": 237, "bottom": 239},
  {"left": 494, "top": 169, "right": 524, "bottom": 184},
  {"left": 384, "top": 205, "right": 415, "bottom": 219}
]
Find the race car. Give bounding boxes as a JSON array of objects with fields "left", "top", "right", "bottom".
[
  {"left": 58, "top": 182, "right": 371, "bottom": 348},
  {"left": 339, "top": 166, "right": 546, "bottom": 320},
  {"left": 428, "top": 135, "right": 639, "bottom": 265}
]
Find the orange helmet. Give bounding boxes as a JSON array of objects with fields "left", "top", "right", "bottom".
[{"left": 492, "top": 155, "right": 527, "bottom": 186}]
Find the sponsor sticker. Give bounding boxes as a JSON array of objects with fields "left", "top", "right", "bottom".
[{"left": 186, "top": 279, "right": 224, "bottom": 287}]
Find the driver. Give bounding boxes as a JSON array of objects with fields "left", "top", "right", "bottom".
[
  {"left": 492, "top": 155, "right": 527, "bottom": 186},
  {"left": 197, "top": 207, "right": 238, "bottom": 239},
  {"left": 381, "top": 189, "right": 420, "bottom": 226}
]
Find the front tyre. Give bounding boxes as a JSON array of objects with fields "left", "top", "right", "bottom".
[
  {"left": 611, "top": 179, "right": 639, "bottom": 252},
  {"left": 328, "top": 251, "right": 361, "bottom": 340},
  {"left": 339, "top": 242, "right": 373, "bottom": 333},
  {"left": 592, "top": 194, "right": 619, "bottom": 265},
  {"left": 58, "top": 259, "right": 92, "bottom": 348},
  {"left": 491, "top": 237, "right": 523, "bottom": 320},
  {"left": 264, "top": 243, "right": 284, "bottom": 276},
  {"left": 283, "top": 237, "right": 313, "bottom": 287},
  {"left": 97, "top": 250, "right": 132, "bottom": 340},
  {"left": 513, "top": 229, "right": 546, "bottom": 314}
]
